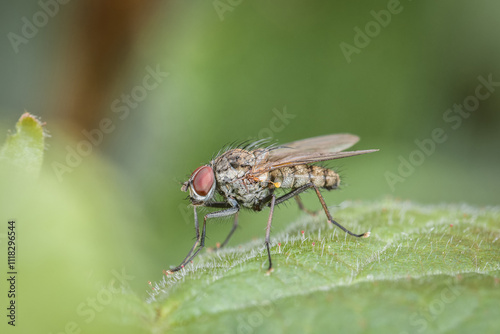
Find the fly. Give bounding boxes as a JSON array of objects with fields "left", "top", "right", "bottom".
[{"left": 168, "top": 134, "right": 378, "bottom": 274}]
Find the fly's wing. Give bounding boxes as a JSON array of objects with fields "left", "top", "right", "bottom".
[
  {"left": 267, "top": 134, "right": 360, "bottom": 161},
  {"left": 251, "top": 134, "right": 378, "bottom": 175}
]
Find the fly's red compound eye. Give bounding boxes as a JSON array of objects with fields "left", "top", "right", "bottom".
[{"left": 191, "top": 165, "right": 214, "bottom": 197}]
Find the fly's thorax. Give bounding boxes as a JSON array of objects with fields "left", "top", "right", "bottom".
[
  {"left": 270, "top": 165, "right": 340, "bottom": 190},
  {"left": 212, "top": 149, "right": 272, "bottom": 210},
  {"left": 212, "top": 149, "right": 255, "bottom": 184}
]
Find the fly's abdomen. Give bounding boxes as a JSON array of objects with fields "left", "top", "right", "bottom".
[{"left": 270, "top": 165, "right": 340, "bottom": 190}]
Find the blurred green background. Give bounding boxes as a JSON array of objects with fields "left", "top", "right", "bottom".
[{"left": 0, "top": 0, "right": 499, "bottom": 333}]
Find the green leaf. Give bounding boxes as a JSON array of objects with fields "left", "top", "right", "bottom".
[
  {"left": 0, "top": 112, "right": 45, "bottom": 176},
  {"left": 144, "top": 200, "right": 500, "bottom": 333}
]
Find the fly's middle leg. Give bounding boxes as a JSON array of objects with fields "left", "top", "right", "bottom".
[{"left": 265, "top": 194, "right": 276, "bottom": 274}]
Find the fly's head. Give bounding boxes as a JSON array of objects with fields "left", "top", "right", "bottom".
[{"left": 181, "top": 165, "right": 216, "bottom": 205}]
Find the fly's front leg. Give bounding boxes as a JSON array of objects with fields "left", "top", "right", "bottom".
[
  {"left": 167, "top": 204, "right": 239, "bottom": 273},
  {"left": 218, "top": 212, "right": 239, "bottom": 249},
  {"left": 203, "top": 201, "right": 233, "bottom": 209},
  {"left": 204, "top": 201, "right": 239, "bottom": 250},
  {"left": 182, "top": 205, "right": 239, "bottom": 266},
  {"left": 167, "top": 206, "right": 200, "bottom": 273}
]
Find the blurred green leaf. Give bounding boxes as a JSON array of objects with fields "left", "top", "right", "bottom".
[
  {"left": 0, "top": 112, "right": 45, "bottom": 176},
  {"left": 145, "top": 200, "right": 500, "bottom": 333}
]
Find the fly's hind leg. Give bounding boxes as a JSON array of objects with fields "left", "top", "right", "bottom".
[
  {"left": 271, "top": 183, "right": 370, "bottom": 238},
  {"left": 312, "top": 185, "right": 370, "bottom": 238},
  {"left": 272, "top": 184, "right": 314, "bottom": 205},
  {"left": 294, "top": 196, "right": 319, "bottom": 216},
  {"left": 273, "top": 184, "right": 319, "bottom": 215}
]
